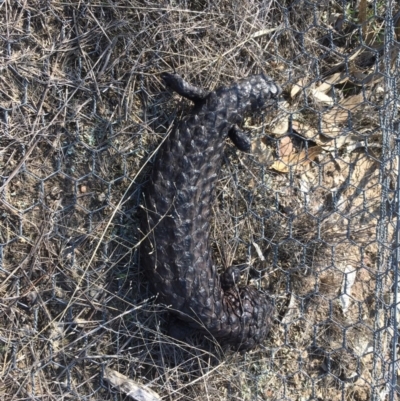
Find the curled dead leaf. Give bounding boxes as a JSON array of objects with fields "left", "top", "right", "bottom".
[
  {"left": 321, "top": 71, "right": 350, "bottom": 87},
  {"left": 292, "top": 121, "right": 317, "bottom": 140},
  {"left": 321, "top": 93, "right": 365, "bottom": 134},
  {"left": 310, "top": 89, "right": 334, "bottom": 105},
  {"left": 270, "top": 116, "right": 289, "bottom": 135},
  {"left": 278, "top": 136, "right": 294, "bottom": 157},
  {"left": 321, "top": 121, "right": 342, "bottom": 138},
  {"left": 291, "top": 77, "right": 309, "bottom": 98},
  {"left": 270, "top": 146, "right": 323, "bottom": 173}
]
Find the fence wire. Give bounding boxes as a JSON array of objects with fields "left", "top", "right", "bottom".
[{"left": 0, "top": 1, "right": 399, "bottom": 400}]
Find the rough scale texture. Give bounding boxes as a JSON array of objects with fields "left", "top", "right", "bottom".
[{"left": 141, "top": 73, "right": 281, "bottom": 351}]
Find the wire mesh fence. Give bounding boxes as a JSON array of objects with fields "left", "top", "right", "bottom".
[{"left": 0, "top": 0, "right": 399, "bottom": 400}]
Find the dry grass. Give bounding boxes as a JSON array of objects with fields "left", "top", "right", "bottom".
[{"left": 0, "top": 1, "right": 399, "bottom": 400}]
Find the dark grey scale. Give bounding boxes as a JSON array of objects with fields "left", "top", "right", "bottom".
[{"left": 141, "top": 72, "right": 281, "bottom": 351}]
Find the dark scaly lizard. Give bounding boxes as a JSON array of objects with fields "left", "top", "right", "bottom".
[{"left": 141, "top": 73, "right": 281, "bottom": 351}]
